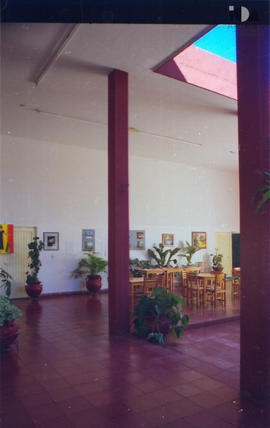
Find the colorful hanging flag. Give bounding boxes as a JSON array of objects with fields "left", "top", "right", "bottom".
[{"left": 0, "top": 224, "right": 14, "bottom": 254}]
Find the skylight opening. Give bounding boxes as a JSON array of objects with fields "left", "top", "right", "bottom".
[
  {"left": 155, "top": 25, "right": 237, "bottom": 100},
  {"left": 194, "top": 25, "right": 236, "bottom": 63}
]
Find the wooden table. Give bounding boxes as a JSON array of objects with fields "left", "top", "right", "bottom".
[
  {"left": 134, "top": 267, "right": 165, "bottom": 278},
  {"left": 134, "top": 267, "right": 183, "bottom": 292}
]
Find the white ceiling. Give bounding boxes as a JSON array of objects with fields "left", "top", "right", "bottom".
[{"left": 1, "top": 23, "right": 238, "bottom": 171}]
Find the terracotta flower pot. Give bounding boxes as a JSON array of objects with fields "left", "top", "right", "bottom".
[
  {"left": 0, "top": 320, "right": 20, "bottom": 351},
  {"left": 86, "top": 275, "right": 102, "bottom": 296},
  {"left": 25, "top": 282, "right": 43, "bottom": 299}
]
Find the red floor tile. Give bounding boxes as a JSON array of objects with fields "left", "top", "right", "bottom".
[{"left": 1, "top": 294, "right": 268, "bottom": 428}]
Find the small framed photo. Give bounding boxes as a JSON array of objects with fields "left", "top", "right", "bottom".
[
  {"left": 129, "top": 230, "right": 145, "bottom": 250},
  {"left": 162, "top": 233, "right": 174, "bottom": 246},
  {"left": 192, "top": 232, "right": 207, "bottom": 249},
  {"left": 82, "top": 229, "right": 95, "bottom": 251},
  {"left": 43, "top": 232, "right": 59, "bottom": 251}
]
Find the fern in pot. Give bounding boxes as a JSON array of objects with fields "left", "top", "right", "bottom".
[{"left": 71, "top": 252, "right": 108, "bottom": 296}]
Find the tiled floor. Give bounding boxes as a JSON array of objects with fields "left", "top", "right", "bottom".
[{"left": 1, "top": 294, "right": 269, "bottom": 428}]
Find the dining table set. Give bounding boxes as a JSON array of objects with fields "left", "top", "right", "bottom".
[{"left": 129, "top": 266, "right": 240, "bottom": 311}]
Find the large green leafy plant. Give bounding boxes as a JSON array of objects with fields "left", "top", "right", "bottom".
[
  {"left": 251, "top": 171, "right": 270, "bottom": 213},
  {"left": 147, "top": 243, "right": 180, "bottom": 267},
  {"left": 132, "top": 287, "right": 189, "bottom": 345},
  {"left": 179, "top": 239, "right": 201, "bottom": 267},
  {"left": 0, "top": 296, "right": 21, "bottom": 326},
  {"left": 26, "top": 237, "right": 44, "bottom": 284},
  {"left": 71, "top": 252, "right": 108, "bottom": 278},
  {"left": 0, "top": 268, "right": 12, "bottom": 298}
]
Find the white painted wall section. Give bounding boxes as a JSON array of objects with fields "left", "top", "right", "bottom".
[{"left": 1, "top": 134, "right": 239, "bottom": 297}]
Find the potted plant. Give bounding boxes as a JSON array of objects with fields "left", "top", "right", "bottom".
[
  {"left": 132, "top": 287, "right": 189, "bottom": 345},
  {"left": 147, "top": 243, "right": 180, "bottom": 267},
  {"left": 0, "top": 268, "right": 13, "bottom": 298},
  {"left": 179, "top": 240, "right": 201, "bottom": 267},
  {"left": 25, "top": 236, "right": 44, "bottom": 299},
  {"left": 0, "top": 296, "right": 22, "bottom": 351},
  {"left": 211, "top": 249, "right": 224, "bottom": 272},
  {"left": 71, "top": 251, "right": 108, "bottom": 296}
]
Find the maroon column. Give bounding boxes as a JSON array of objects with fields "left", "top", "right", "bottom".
[
  {"left": 236, "top": 26, "right": 270, "bottom": 400},
  {"left": 108, "top": 69, "right": 130, "bottom": 335}
]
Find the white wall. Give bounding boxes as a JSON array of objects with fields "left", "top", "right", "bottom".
[
  {"left": 129, "top": 156, "right": 239, "bottom": 267},
  {"left": 1, "top": 135, "right": 108, "bottom": 297},
  {"left": 1, "top": 134, "right": 239, "bottom": 297}
]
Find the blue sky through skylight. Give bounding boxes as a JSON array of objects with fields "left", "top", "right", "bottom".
[{"left": 194, "top": 25, "right": 236, "bottom": 63}]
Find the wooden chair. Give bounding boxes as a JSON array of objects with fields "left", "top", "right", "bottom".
[
  {"left": 232, "top": 267, "right": 241, "bottom": 277},
  {"left": 130, "top": 277, "right": 144, "bottom": 313},
  {"left": 165, "top": 269, "right": 176, "bottom": 293},
  {"left": 181, "top": 270, "right": 188, "bottom": 297},
  {"left": 143, "top": 275, "right": 165, "bottom": 297},
  {"left": 181, "top": 268, "right": 200, "bottom": 297},
  {"left": 232, "top": 278, "right": 241, "bottom": 297},
  {"left": 186, "top": 273, "right": 204, "bottom": 306},
  {"left": 206, "top": 273, "right": 226, "bottom": 305}
]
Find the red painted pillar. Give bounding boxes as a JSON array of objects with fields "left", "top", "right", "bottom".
[
  {"left": 236, "top": 26, "right": 270, "bottom": 400},
  {"left": 108, "top": 69, "right": 130, "bottom": 335}
]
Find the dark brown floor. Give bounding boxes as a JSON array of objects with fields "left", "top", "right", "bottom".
[{"left": 1, "top": 294, "right": 269, "bottom": 428}]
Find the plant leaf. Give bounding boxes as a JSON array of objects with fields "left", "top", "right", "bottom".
[
  {"left": 255, "top": 190, "right": 270, "bottom": 213},
  {"left": 251, "top": 185, "right": 270, "bottom": 202}
]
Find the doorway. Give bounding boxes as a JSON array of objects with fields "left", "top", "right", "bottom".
[{"left": 0, "top": 226, "right": 36, "bottom": 298}]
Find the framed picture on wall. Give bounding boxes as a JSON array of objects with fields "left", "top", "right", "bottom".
[
  {"left": 162, "top": 233, "right": 174, "bottom": 246},
  {"left": 129, "top": 230, "right": 145, "bottom": 250},
  {"left": 82, "top": 229, "right": 95, "bottom": 251},
  {"left": 192, "top": 232, "right": 207, "bottom": 249},
  {"left": 43, "top": 232, "right": 59, "bottom": 251}
]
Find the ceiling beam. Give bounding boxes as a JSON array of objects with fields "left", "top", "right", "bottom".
[{"left": 32, "top": 24, "right": 80, "bottom": 86}]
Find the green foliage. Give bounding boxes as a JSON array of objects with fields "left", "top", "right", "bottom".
[
  {"left": 0, "top": 268, "right": 12, "bottom": 298},
  {"left": 147, "top": 243, "right": 180, "bottom": 267},
  {"left": 0, "top": 296, "right": 22, "bottom": 326},
  {"left": 129, "top": 258, "right": 152, "bottom": 277},
  {"left": 179, "top": 240, "right": 200, "bottom": 266},
  {"left": 251, "top": 171, "right": 270, "bottom": 213},
  {"left": 133, "top": 287, "right": 189, "bottom": 344},
  {"left": 26, "top": 237, "right": 44, "bottom": 284},
  {"left": 71, "top": 252, "right": 108, "bottom": 278},
  {"left": 211, "top": 249, "right": 223, "bottom": 271}
]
